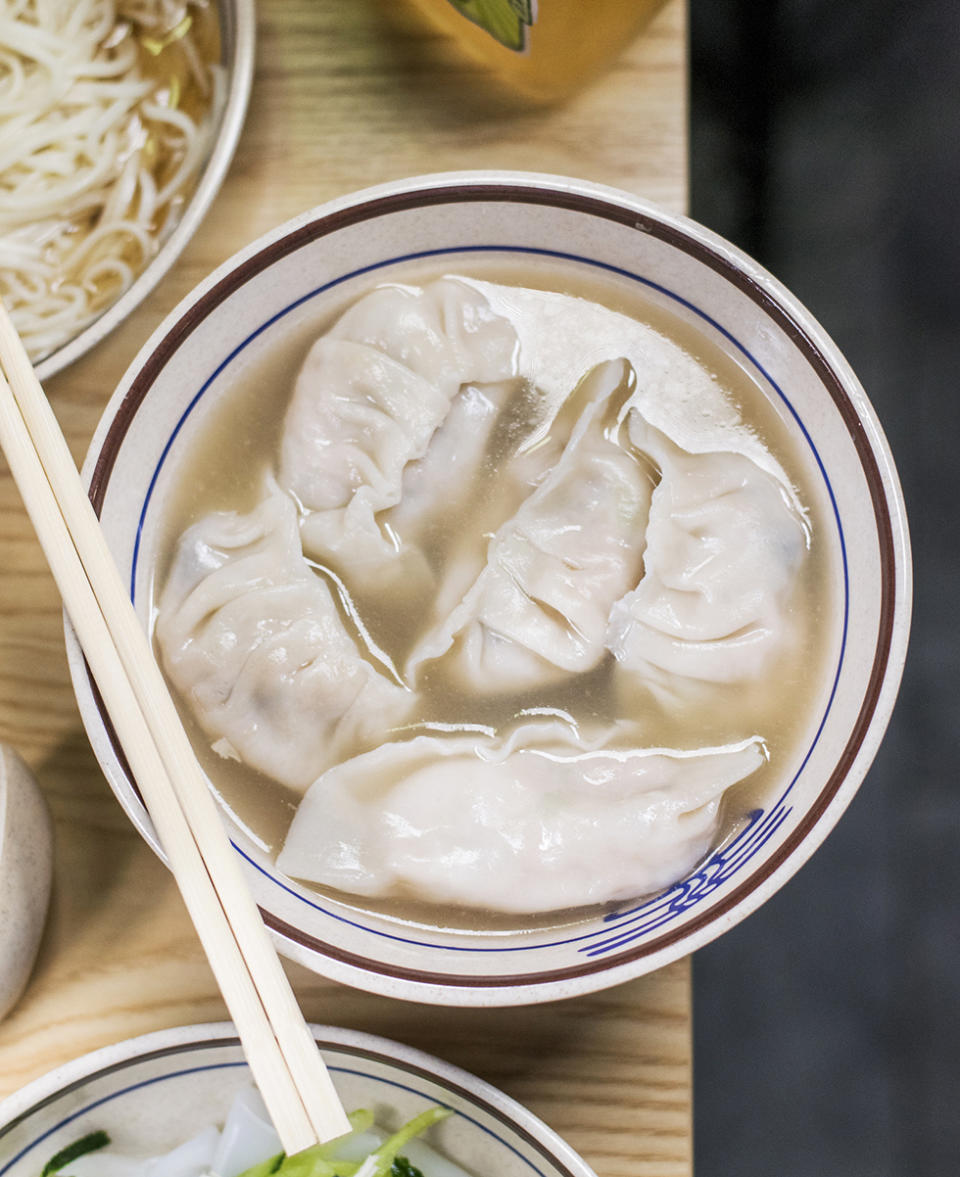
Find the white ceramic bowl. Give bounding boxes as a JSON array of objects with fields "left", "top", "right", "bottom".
[
  {"left": 66, "top": 171, "right": 911, "bottom": 1006},
  {"left": 0, "top": 1023, "right": 595, "bottom": 1177},
  {"left": 0, "top": 747, "right": 53, "bottom": 1023},
  {"left": 33, "top": 0, "right": 255, "bottom": 381}
]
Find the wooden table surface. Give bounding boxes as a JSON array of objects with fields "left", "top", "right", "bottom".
[{"left": 0, "top": 2, "right": 691, "bottom": 1174}]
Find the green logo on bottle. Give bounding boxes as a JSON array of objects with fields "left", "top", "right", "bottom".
[{"left": 446, "top": 0, "right": 537, "bottom": 51}]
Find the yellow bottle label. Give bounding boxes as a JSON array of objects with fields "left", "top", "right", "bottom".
[{"left": 444, "top": 0, "right": 537, "bottom": 51}]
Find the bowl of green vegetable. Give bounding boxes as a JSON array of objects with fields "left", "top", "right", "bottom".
[{"left": 0, "top": 1022, "right": 595, "bottom": 1177}]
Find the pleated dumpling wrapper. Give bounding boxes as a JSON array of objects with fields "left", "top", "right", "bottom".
[
  {"left": 277, "top": 723, "right": 765, "bottom": 914},
  {"left": 156, "top": 484, "right": 413, "bottom": 793},
  {"left": 279, "top": 278, "right": 519, "bottom": 580}
]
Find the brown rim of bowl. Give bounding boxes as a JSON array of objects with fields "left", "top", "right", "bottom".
[
  {"left": 84, "top": 181, "right": 900, "bottom": 991},
  {"left": 0, "top": 1033, "right": 584, "bottom": 1177}
]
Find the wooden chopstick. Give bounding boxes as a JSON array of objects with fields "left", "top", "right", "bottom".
[{"left": 0, "top": 304, "right": 350, "bottom": 1154}]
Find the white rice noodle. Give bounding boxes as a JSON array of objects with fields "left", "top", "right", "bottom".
[{"left": 0, "top": 0, "right": 218, "bottom": 361}]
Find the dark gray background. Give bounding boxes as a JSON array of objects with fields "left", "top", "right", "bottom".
[{"left": 690, "top": 1, "right": 958, "bottom": 1173}]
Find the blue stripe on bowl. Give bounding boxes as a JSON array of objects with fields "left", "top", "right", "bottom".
[{"left": 125, "top": 244, "right": 849, "bottom": 958}]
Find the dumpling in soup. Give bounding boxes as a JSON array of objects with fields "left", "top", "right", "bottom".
[
  {"left": 151, "top": 270, "right": 823, "bottom": 922},
  {"left": 277, "top": 721, "right": 765, "bottom": 913},
  {"left": 278, "top": 278, "right": 519, "bottom": 583},
  {"left": 607, "top": 416, "right": 809, "bottom": 694},
  {"left": 406, "top": 360, "right": 653, "bottom": 692},
  {"left": 380, "top": 376, "right": 520, "bottom": 557},
  {"left": 156, "top": 484, "right": 413, "bottom": 793}
]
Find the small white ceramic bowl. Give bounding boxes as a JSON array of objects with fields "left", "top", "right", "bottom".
[
  {"left": 66, "top": 172, "right": 911, "bottom": 1006},
  {"left": 0, "top": 747, "right": 53, "bottom": 1023},
  {"left": 0, "top": 1022, "right": 595, "bottom": 1177},
  {"left": 33, "top": 0, "right": 255, "bottom": 381}
]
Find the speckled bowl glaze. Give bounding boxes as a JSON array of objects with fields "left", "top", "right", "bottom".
[
  {"left": 0, "top": 747, "right": 53, "bottom": 1022},
  {"left": 0, "top": 1022, "right": 596, "bottom": 1177},
  {"left": 66, "top": 172, "right": 911, "bottom": 1005}
]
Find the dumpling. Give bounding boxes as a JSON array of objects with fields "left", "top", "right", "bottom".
[
  {"left": 406, "top": 360, "right": 653, "bottom": 692},
  {"left": 606, "top": 415, "right": 809, "bottom": 692},
  {"left": 155, "top": 484, "right": 413, "bottom": 794},
  {"left": 278, "top": 278, "right": 519, "bottom": 579},
  {"left": 277, "top": 722, "right": 766, "bottom": 913},
  {"left": 381, "top": 377, "right": 519, "bottom": 553},
  {"left": 460, "top": 276, "right": 798, "bottom": 486}
]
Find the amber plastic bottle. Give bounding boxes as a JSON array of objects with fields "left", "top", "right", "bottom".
[{"left": 404, "top": 0, "right": 666, "bottom": 101}]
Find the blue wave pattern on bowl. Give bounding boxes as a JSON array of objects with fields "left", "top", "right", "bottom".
[
  {"left": 0, "top": 1061, "right": 550, "bottom": 1176},
  {"left": 128, "top": 245, "right": 848, "bottom": 958},
  {"left": 585, "top": 802, "right": 794, "bottom": 956}
]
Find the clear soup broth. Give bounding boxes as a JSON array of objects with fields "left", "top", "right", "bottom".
[{"left": 149, "top": 257, "right": 838, "bottom": 933}]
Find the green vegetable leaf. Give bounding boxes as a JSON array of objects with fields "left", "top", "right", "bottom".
[
  {"left": 255, "top": 1152, "right": 339, "bottom": 1177},
  {"left": 40, "top": 1131, "right": 111, "bottom": 1177},
  {"left": 344, "top": 1108, "right": 376, "bottom": 1137},
  {"left": 235, "top": 1153, "right": 285, "bottom": 1177},
  {"left": 367, "top": 1107, "right": 453, "bottom": 1177},
  {"left": 262, "top": 1147, "right": 361, "bottom": 1177},
  {"left": 391, "top": 1158, "right": 426, "bottom": 1177},
  {"left": 235, "top": 1105, "right": 449, "bottom": 1177},
  {"left": 236, "top": 1108, "right": 378, "bottom": 1177}
]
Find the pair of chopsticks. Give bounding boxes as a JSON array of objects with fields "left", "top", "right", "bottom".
[{"left": 0, "top": 301, "right": 350, "bottom": 1156}]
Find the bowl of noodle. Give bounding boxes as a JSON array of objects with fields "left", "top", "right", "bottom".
[
  {"left": 66, "top": 172, "right": 911, "bottom": 1006},
  {"left": 0, "top": 0, "right": 254, "bottom": 377}
]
